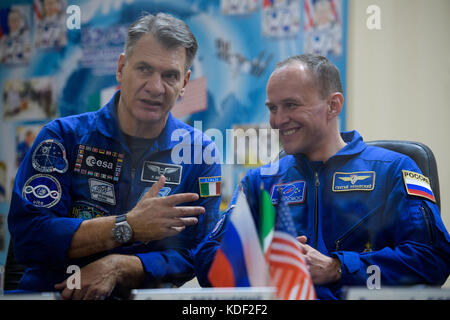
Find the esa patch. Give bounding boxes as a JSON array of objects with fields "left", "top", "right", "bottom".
[
  {"left": 402, "top": 170, "right": 436, "bottom": 203},
  {"left": 270, "top": 180, "right": 306, "bottom": 205},
  {"left": 22, "top": 174, "right": 61, "bottom": 208},
  {"left": 199, "top": 176, "right": 221, "bottom": 197},
  {"left": 74, "top": 145, "right": 124, "bottom": 183},
  {"left": 71, "top": 200, "right": 109, "bottom": 220},
  {"left": 141, "top": 161, "right": 182, "bottom": 185},
  {"left": 88, "top": 178, "right": 116, "bottom": 205},
  {"left": 332, "top": 171, "right": 375, "bottom": 192},
  {"left": 32, "top": 139, "right": 68, "bottom": 173}
]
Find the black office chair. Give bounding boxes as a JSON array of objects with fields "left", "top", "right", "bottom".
[{"left": 366, "top": 140, "right": 440, "bottom": 211}]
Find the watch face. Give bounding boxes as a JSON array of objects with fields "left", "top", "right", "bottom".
[{"left": 113, "top": 224, "right": 133, "bottom": 243}]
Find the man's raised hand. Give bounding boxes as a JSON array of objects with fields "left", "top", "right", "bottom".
[{"left": 126, "top": 175, "right": 205, "bottom": 242}]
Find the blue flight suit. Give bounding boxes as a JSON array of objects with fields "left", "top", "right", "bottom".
[
  {"left": 194, "top": 131, "right": 450, "bottom": 299},
  {"left": 8, "top": 91, "right": 222, "bottom": 292}
]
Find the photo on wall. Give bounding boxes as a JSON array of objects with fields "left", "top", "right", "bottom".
[
  {"left": 0, "top": 4, "right": 32, "bottom": 65},
  {"left": 2, "top": 77, "right": 57, "bottom": 122},
  {"left": 221, "top": 0, "right": 259, "bottom": 15},
  {"left": 303, "top": 0, "right": 343, "bottom": 57},
  {"left": 33, "top": 0, "right": 68, "bottom": 49},
  {"left": 262, "top": 0, "right": 301, "bottom": 38}
]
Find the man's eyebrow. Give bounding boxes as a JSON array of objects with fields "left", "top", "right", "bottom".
[
  {"left": 133, "top": 61, "right": 181, "bottom": 75},
  {"left": 163, "top": 69, "right": 181, "bottom": 75},
  {"left": 265, "top": 98, "right": 297, "bottom": 105},
  {"left": 280, "top": 98, "right": 302, "bottom": 104},
  {"left": 134, "top": 61, "right": 152, "bottom": 68}
]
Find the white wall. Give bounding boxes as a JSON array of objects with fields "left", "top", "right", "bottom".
[{"left": 347, "top": 0, "right": 450, "bottom": 286}]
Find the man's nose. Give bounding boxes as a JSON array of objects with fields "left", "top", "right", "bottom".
[
  {"left": 144, "top": 73, "right": 165, "bottom": 95},
  {"left": 271, "top": 109, "right": 290, "bottom": 129}
]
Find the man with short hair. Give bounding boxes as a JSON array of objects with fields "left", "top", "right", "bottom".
[
  {"left": 195, "top": 54, "right": 450, "bottom": 299},
  {"left": 8, "top": 13, "right": 222, "bottom": 300}
]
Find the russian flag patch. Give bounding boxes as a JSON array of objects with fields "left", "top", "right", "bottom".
[{"left": 402, "top": 170, "right": 436, "bottom": 203}]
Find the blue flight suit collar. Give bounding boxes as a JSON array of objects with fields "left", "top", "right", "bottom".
[
  {"left": 95, "top": 90, "right": 186, "bottom": 154},
  {"left": 336, "top": 130, "right": 367, "bottom": 157},
  {"left": 293, "top": 130, "right": 367, "bottom": 169}
]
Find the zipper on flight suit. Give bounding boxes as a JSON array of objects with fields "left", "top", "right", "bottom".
[
  {"left": 333, "top": 204, "right": 382, "bottom": 251},
  {"left": 334, "top": 218, "right": 366, "bottom": 251},
  {"left": 314, "top": 171, "right": 320, "bottom": 248}
]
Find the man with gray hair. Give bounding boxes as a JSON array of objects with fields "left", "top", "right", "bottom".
[{"left": 8, "top": 13, "right": 222, "bottom": 299}]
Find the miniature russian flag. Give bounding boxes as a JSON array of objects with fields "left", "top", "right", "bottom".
[
  {"left": 207, "top": 191, "right": 269, "bottom": 287},
  {"left": 402, "top": 170, "right": 436, "bottom": 203}
]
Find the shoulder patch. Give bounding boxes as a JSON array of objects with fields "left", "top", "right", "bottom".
[
  {"left": 88, "top": 178, "right": 116, "bottom": 205},
  {"left": 199, "top": 176, "right": 221, "bottom": 197},
  {"left": 138, "top": 186, "right": 171, "bottom": 202},
  {"left": 270, "top": 180, "right": 306, "bottom": 205},
  {"left": 32, "top": 139, "right": 68, "bottom": 173},
  {"left": 402, "top": 170, "right": 436, "bottom": 203},
  {"left": 22, "top": 174, "right": 61, "bottom": 208},
  {"left": 71, "top": 200, "right": 110, "bottom": 220},
  {"left": 74, "top": 144, "right": 124, "bottom": 183},
  {"left": 141, "top": 161, "right": 182, "bottom": 185}
]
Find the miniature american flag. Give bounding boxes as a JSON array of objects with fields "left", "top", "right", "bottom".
[{"left": 268, "top": 194, "right": 316, "bottom": 300}]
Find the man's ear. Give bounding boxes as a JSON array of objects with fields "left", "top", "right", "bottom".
[
  {"left": 116, "top": 53, "right": 126, "bottom": 83},
  {"left": 180, "top": 70, "right": 191, "bottom": 97},
  {"left": 327, "top": 92, "right": 344, "bottom": 120}
]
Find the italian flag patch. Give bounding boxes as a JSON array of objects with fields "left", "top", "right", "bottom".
[{"left": 199, "top": 176, "right": 221, "bottom": 197}]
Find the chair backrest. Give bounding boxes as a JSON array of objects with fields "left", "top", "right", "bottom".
[{"left": 366, "top": 140, "right": 441, "bottom": 211}]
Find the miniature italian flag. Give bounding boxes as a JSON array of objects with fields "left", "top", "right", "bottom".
[
  {"left": 199, "top": 176, "right": 221, "bottom": 197},
  {"left": 259, "top": 186, "right": 275, "bottom": 258}
]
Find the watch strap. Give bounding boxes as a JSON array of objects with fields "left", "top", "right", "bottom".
[{"left": 116, "top": 214, "right": 127, "bottom": 223}]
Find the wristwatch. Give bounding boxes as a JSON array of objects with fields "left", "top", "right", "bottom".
[{"left": 112, "top": 214, "right": 133, "bottom": 244}]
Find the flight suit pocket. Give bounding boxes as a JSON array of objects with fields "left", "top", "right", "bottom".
[{"left": 334, "top": 210, "right": 379, "bottom": 252}]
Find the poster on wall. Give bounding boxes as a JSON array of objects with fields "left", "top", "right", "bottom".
[{"left": 0, "top": 0, "right": 348, "bottom": 210}]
